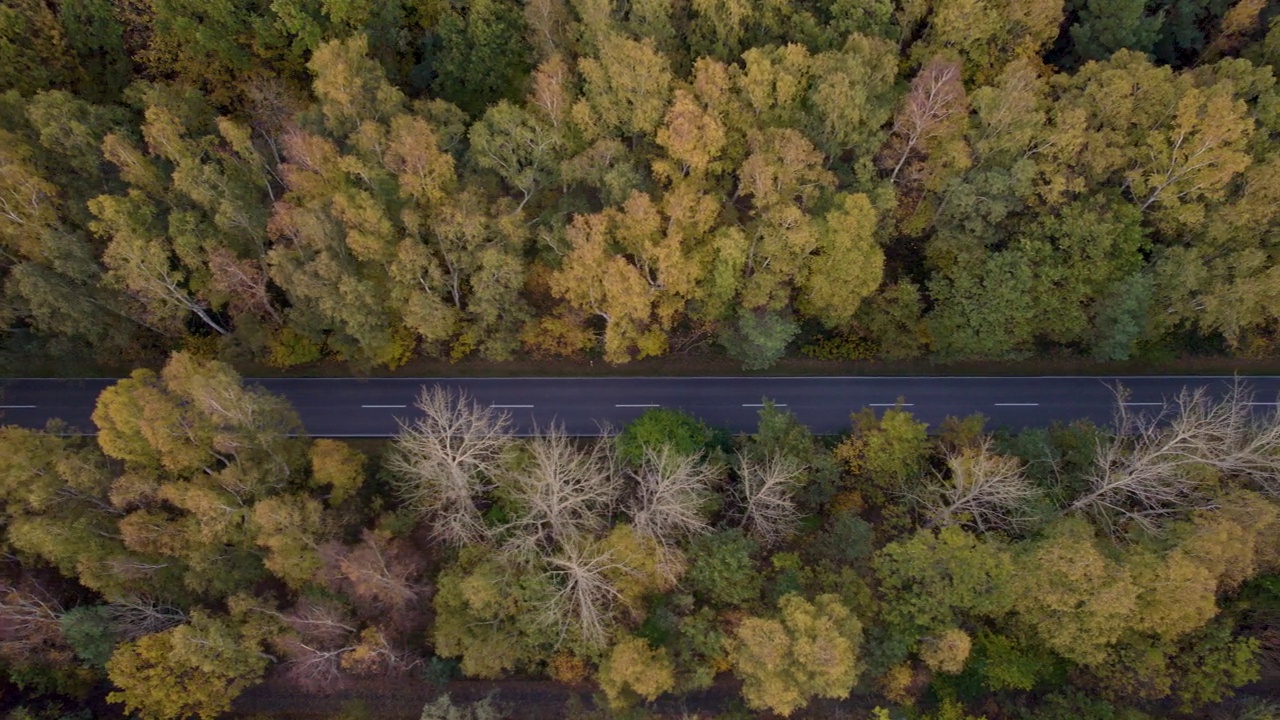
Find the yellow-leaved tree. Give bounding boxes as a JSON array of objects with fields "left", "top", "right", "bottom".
[{"left": 730, "top": 593, "right": 864, "bottom": 716}]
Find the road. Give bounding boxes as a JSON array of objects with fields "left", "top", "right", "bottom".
[{"left": 3, "top": 375, "right": 1279, "bottom": 437}]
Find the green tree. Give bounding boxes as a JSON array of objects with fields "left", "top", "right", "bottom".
[
  {"left": 873, "top": 526, "right": 1014, "bottom": 642},
  {"left": 1068, "top": 0, "right": 1164, "bottom": 65},
  {"left": 721, "top": 308, "right": 799, "bottom": 370},
  {"left": 798, "top": 194, "right": 884, "bottom": 330},
  {"left": 684, "top": 529, "right": 762, "bottom": 607},
  {"left": 615, "top": 409, "right": 714, "bottom": 466},
  {"left": 429, "top": 0, "right": 532, "bottom": 116}
]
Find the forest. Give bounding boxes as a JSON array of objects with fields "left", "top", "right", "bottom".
[
  {"left": 0, "top": 0, "right": 1279, "bottom": 371},
  {"left": 3, "top": 352, "right": 1280, "bottom": 719}
]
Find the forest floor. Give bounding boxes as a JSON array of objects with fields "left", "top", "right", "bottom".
[
  {"left": 230, "top": 672, "right": 1280, "bottom": 720},
  {"left": 230, "top": 674, "right": 879, "bottom": 720}
]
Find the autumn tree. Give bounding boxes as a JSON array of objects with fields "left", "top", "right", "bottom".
[
  {"left": 731, "top": 594, "right": 864, "bottom": 716},
  {"left": 106, "top": 612, "right": 268, "bottom": 720},
  {"left": 597, "top": 635, "right": 677, "bottom": 708}
]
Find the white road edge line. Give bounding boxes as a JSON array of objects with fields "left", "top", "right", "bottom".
[
  {"left": 616, "top": 404, "right": 659, "bottom": 408},
  {"left": 1121, "top": 402, "right": 1164, "bottom": 406},
  {"left": 742, "top": 403, "right": 788, "bottom": 407},
  {"left": 868, "top": 403, "right": 913, "bottom": 407},
  {"left": 361, "top": 404, "right": 407, "bottom": 408},
  {"left": 994, "top": 403, "right": 1040, "bottom": 407},
  {"left": 0, "top": 405, "right": 36, "bottom": 408},
  {"left": 491, "top": 404, "right": 534, "bottom": 408}
]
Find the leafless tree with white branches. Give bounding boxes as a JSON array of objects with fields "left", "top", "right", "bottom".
[
  {"left": 1071, "top": 383, "right": 1280, "bottom": 535},
  {"left": 0, "top": 581, "right": 66, "bottom": 663},
  {"left": 626, "top": 445, "right": 721, "bottom": 544},
  {"left": 912, "top": 440, "right": 1039, "bottom": 533},
  {"left": 880, "top": 57, "right": 967, "bottom": 184},
  {"left": 734, "top": 451, "right": 806, "bottom": 546},
  {"left": 535, "top": 539, "right": 630, "bottom": 650},
  {"left": 105, "top": 595, "right": 187, "bottom": 640},
  {"left": 499, "top": 425, "right": 622, "bottom": 557},
  {"left": 387, "top": 386, "right": 514, "bottom": 546}
]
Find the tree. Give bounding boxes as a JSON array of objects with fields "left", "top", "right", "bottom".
[
  {"left": 731, "top": 594, "right": 864, "bottom": 717},
  {"left": 926, "top": 250, "right": 1038, "bottom": 360},
  {"left": 1068, "top": 0, "right": 1163, "bottom": 65},
  {"left": 309, "top": 439, "right": 366, "bottom": 506},
  {"left": 549, "top": 190, "right": 714, "bottom": 363},
  {"left": 0, "top": 580, "right": 69, "bottom": 667},
  {"left": 499, "top": 426, "right": 621, "bottom": 556},
  {"left": 913, "top": 440, "right": 1039, "bottom": 533},
  {"left": 93, "top": 352, "right": 303, "bottom": 483},
  {"left": 615, "top": 408, "right": 713, "bottom": 466},
  {"left": 268, "top": 597, "right": 359, "bottom": 694},
  {"left": 469, "top": 101, "right": 559, "bottom": 210},
  {"left": 106, "top": 612, "right": 268, "bottom": 720},
  {"left": 879, "top": 57, "right": 968, "bottom": 185},
  {"left": 684, "top": 528, "right": 763, "bottom": 607},
  {"left": 252, "top": 494, "right": 328, "bottom": 590},
  {"left": 1070, "top": 385, "right": 1280, "bottom": 535},
  {"left": 626, "top": 445, "right": 720, "bottom": 544},
  {"left": 720, "top": 308, "right": 799, "bottom": 371},
  {"left": 920, "top": 627, "right": 973, "bottom": 674},
  {"left": 324, "top": 529, "right": 426, "bottom": 622},
  {"left": 1009, "top": 518, "right": 1140, "bottom": 666},
  {"left": 798, "top": 193, "right": 884, "bottom": 330},
  {"left": 429, "top": 0, "right": 532, "bottom": 116},
  {"left": 431, "top": 548, "right": 549, "bottom": 678},
  {"left": 575, "top": 33, "right": 674, "bottom": 138},
  {"left": 419, "top": 693, "right": 508, "bottom": 720},
  {"left": 873, "top": 526, "right": 1014, "bottom": 641},
  {"left": 839, "top": 406, "right": 932, "bottom": 501},
  {"left": 386, "top": 387, "right": 513, "bottom": 546},
  {"left": 734, "top": 451, "right": 806, "bottom": 545},
  {"left": 598, "top": 635, "right": 677, "bottom": 708}
]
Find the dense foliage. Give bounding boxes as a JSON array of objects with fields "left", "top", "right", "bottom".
[
  {"left": 3, "top": 357, "right": 1280, "bottom": 718},
  {"left": 2, "top": 0, "right": 1280, "bottom": 370}
]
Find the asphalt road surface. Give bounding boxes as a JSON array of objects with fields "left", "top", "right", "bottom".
[{"left": 3, "top": 375, "right": 1280, "bottom": 437}]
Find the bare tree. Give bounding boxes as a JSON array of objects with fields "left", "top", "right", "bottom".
[
  {"left": 1070, "top": 383, "right": 1280, "bottom": 535},
  {"left": 734, "top": 451, "right": 806, "bottom": 546},
  {"left": 535, "top": 539, "right": 630, "bottom": 650},
  {"left": 626, "top": 445, "right": 720, "bottom": 544},
  {"left": 328, "top": 530, "right": 428, "bottom": 617},
  {"left": 879, "top": 57, "right": 967, "bottom": 184},
  {"left": 105, "top": 595, "right": 187, "bottom": 640},
  {"left": 500, "top": 425, "right": 622, "bottom": 557},
  {"left": 387, "top": 387, "right": 514, "bottom": 546},
  {"left": 0, "top": 581, "right": 66, "bottom": 663},
  {"left": 912, "top": 440, "right": 1039, "bottom": 533},
  {"left": 271, "top": 598, "right": 359, "bottom": 695}
]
